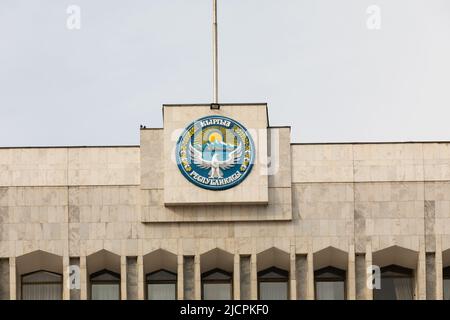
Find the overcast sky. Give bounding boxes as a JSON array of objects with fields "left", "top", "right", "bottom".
[{"left": 0, "top": 0, "right": 449, "bottom": 147}]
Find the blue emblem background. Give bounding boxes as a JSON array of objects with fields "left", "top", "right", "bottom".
[{"left": 176, "top": 115, "right": 255, "bottom": 191}]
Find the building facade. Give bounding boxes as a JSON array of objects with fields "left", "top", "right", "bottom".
[{"left": 0, "top": 103, "right": 450, "bottom": 300}]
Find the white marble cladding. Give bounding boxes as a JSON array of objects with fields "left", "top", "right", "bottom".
[
  {"left": 292, "top": 143, "right": 450, "bottom": 183},
  {"left": 0, "top": 147, "right": 140, "bottom": 187},
  {"left": 140, "top": 130, "right": 163, "bottom": 189},
  {"left": 2, "top": 122, "right": 450, "bottom": 299},
  {"left": 68, "top": 147, "right": 140, "bottom": 186},
  {"left": 3, "top": 142, "right": 450, "bottom": 257}
]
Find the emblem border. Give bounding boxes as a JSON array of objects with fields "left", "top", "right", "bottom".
[{"left": 175, "top": 115, "right": 255, "bottom": 191}]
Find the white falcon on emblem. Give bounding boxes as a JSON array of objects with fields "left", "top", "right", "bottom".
[{"left": 189, "top": 143, "right": 243, "bottom": 178}]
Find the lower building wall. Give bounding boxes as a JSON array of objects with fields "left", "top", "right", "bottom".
[
  {"left": 1, "top": 180, "right": 450, "bottom": 300},
  {"left": 0, "top": 250, "right": 445, "bottom": 300}
]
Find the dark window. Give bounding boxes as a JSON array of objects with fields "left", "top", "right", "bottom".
[
  {"left": 373, "top": 265, "right": 414, "bottom": 300},
  {"left": 147, "top": 269, "right": 177, "bottom": 300},
  {"left": 21, "top": 270, "right": 62, "bottom": 300},
  {"left": 202, "top": 268, "right": 232, "bottom": 300},
  {"left": 314, "top": 266, "right": 346, "bottom": 300},
  {"left": 258, "top": 267, "right": 289, "bottom": 300},
  {"left": 443, "top": 267, "right": 450, "bottom": 300},
  {"left": 90, "top": 269, "right": 120, "bottom": 300}
]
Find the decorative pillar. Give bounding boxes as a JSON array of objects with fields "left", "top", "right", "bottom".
[
  {"left": 69, "top": 257, "right": 81, "bottom": 300},
  {"left": 120, "top": 256, "right": 127, "bottom": 300},
  {"left": 177, "top": 254, "right": 184, "bottom": 300},
  {"left": 194, "top": 254, "right": 201, "bottom": 300},
  {"left": 137, "top": 255, "right": 144, "bottom": 300},
  {"left": 295, "top": 254, "right": 308, "bottom": 300},
  {"left": 426, "top": 252, "right": 436, "bottom": 299},
  {"left": 365, "top": 242, "right": 373, "bottom": 300},
  {"left": 436, "top": 236, "right": 443, "bottom": 300},
  {"left": 80, "top": 256, "right": 87, "bottom": 300},
  {"left": 239, "top": 255, "right": 251, "bottom": 299},
  {"left": 250, "top": 253, "right": 257, "bottom": 300},
  {"left": 347, "top": 245, "right": 356, "bottom": 300},
  {"left": 306, "top": 251, "right": 314, "bottom": 300},
  {"left": 63, "top": 256, "right": 70, "bottom": 300},
  {"left": 126, "top": 257, "right": 138, "bottom": 300},
  {"left": 0, "top": 258, "right": 10, "bottom": 300},
  {"left": 183, "top": 256, "right": 195, "bottom": 299},
  {"left": 9, "top": 257, "right": 16, "bottom": 300},
  {"left": 289, "top": 245, "right": 297, "bottom": 300},
  {"left": 417, "top": 239, "right": 426, "bottom": 300},
  {"left": 233, "top": 253, "right": 240, "bottom": 300},
  {"left": 355, "top": 253, "right": 367, "bottom": 300}
]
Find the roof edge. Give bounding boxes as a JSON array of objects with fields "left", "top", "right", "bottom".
[
  {"left": 291, "top": 141, "right": 450, "bottom": 145},
  {"left": 0, "top": 145, "right": 140, "bottom": 150}
]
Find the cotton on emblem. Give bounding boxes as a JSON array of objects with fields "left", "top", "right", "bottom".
[
  {"left": 176, "top": 116, "right": 255, "bottom": 191},
  {"left": 189, "top": 142, "right": 242, "bottom": 178}
]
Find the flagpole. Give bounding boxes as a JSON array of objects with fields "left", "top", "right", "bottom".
[{"left": 213, "top": 0, "right": 219, "bottom": 104}]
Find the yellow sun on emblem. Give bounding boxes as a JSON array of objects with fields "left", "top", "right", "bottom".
[{"left": 208, "top": 132, "right": 223, "bottom": 143}]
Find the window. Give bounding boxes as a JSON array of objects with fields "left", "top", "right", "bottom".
[
  {"left": 314, "top": 266, "right": 346, "bottom": 300},
  {"left": 258, "top": 267, "right": 289, "bottom": 300},
  {"left": 373, "top": 265, "right": 414, "bottom": 300},
  {"left": 21, "top": 270, "right": 62, "bottom": 300},
  {"left": 90, "top": 269, "right": 120, "bottom": 300},
  {"left": 443, "top": 267, "right": 450, "bottom": 300},
  {"left": 202, "top": 269, "right": 232, "bottom": 300},
  {"left": 147, "top": 269, "right": 177, "bottom": 300}
]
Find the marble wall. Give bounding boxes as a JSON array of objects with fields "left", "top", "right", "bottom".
[{"left": 1, "top": 106, "right": 450, "bottom": 300}]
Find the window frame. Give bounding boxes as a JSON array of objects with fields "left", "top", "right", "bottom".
[
  {"left": 89, "top": 269, "right": 121, "bottom": 300},
  {"left": 443, "top": 266, "right": 450, "bottom": 279},
  {"left": 379, "top": 264, "right": 414, "bottom": 278},
  {"left": 146, "top": 269, "right": 178, "bottom": 300},
  {"left": 257, "top": 266, "right": 289, "bottom": 300},
  {"left": 443, "top": 266, "right": 450, "bottom": 300},
  {"left": 373, "top": 264, "right": 415, "bottom": 300},
  {"left": 314, "top": 266, "right": 347, "bottom": 300},
  {"left": 201, "top": 268, "right": 233, "bottom": 300},
  {"left": 21, "top": 270, "right": 63, "bottom": 300}
]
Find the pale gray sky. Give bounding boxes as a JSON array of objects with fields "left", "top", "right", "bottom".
[{"left": 0, "top": 0, "right": 449, "bottom": 147}]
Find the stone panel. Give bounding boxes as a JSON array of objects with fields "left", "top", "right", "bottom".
[
  {"left": 292, "top": 183, "right": 354, "bottom": 252},
  {"left": 424, "top": 182, "right": 450, "bottom": 251},
  {"left": 292, "top": 144, "right": 354, "bottom": 183},
  {"left": 423, "top": 143, "right": 450, "bottom": 181},
  {"left": 141, "top": 187, "right": 291, "bottom": 222},
  {"left": 0, "top": 148, "right": 68, "bottom": 187},
  {"left": 140, "top": 129, "right": 164, "bottom": 190},
  {"left": 268, "top": 128, "right": 292, "bottom": 188},
  {"left": 68, "top": 147, "right": 140, "bottom": 186},
  {"left": 353, "top": 143, "right": 424, "bottom": 182},
  {"left": 1, "top": 187, "right": 69, "bottom": 257}
]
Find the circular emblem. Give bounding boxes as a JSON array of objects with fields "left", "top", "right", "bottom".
[{"left": 176, "top": 115, "right": 255, "bottom": 191}]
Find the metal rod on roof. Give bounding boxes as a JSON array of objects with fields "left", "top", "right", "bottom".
[{"left": 212, "top": 0, "right": 219, "bottom": 104}]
